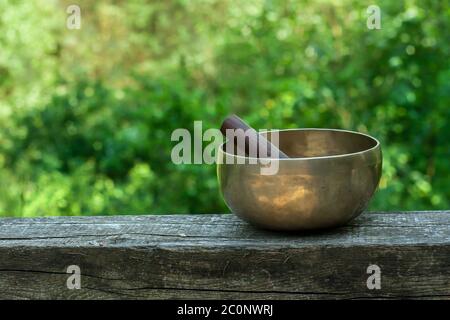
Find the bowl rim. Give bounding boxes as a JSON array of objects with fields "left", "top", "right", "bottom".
[{"left": 218, "top": 128, "right": 381, "bottom": 161}]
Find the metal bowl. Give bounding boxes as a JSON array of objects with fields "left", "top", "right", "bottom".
[{"left": 217, "top": 128, "right": 382, "bottom": 230}]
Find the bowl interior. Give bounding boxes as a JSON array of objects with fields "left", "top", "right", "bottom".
[{"left": 223, "top": 129, "right": 378, "bottom": 158}]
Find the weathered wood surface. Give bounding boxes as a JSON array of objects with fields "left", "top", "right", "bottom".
[{"left": 0, "top": 211, "right": 449, "bottom": 300}]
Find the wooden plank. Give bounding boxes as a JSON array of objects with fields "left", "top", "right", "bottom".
[{"left": 0, "top": 211, "right": 449, "bottom": 299}]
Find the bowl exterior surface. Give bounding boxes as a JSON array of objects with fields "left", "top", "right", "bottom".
[{"left": 217, "top": 129, "right": 382, "bottom": 230}]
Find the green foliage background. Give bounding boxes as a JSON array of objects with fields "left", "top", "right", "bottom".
[{"left": 0, "top": 0, "right": 448, "bottom": 217}]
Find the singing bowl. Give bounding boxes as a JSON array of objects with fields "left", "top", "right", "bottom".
[{"left": 217, "top": 128, "right": 382, "bottom": 231}]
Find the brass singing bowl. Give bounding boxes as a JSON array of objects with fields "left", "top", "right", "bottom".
[{"left": 217, "top": 128, "right": 382, "bottom": 231}]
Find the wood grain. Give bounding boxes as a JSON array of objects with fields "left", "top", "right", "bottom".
[{"left": 0, "top": 211, "right": 449, "bottom": 299}]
